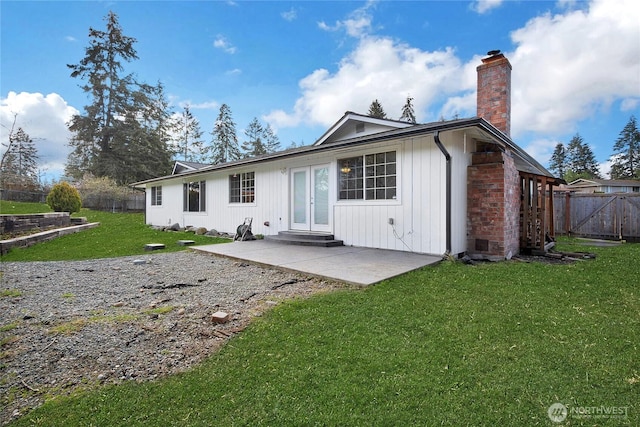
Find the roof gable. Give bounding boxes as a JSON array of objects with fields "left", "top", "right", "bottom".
[
  {"left": 172, "top": 161, "right": 210, "bottom": 175},
  {"left": 313, "top": 111, "right": 413, "bottom": 146}
]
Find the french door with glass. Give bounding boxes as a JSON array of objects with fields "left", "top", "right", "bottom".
[{"left": 290, "top": 165, "right": 330, "bottom": 232}]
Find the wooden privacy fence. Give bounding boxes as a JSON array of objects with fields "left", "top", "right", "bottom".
[{"left": 553, "top": 193, "right": 640, "bottom": 242}]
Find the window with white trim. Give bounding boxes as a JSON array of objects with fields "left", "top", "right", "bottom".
[
  {"left": 229, "top": 172, "right": 255, "bottom": 203},
  {"left": 338, "top": 150, "right": 397, "bottom": 200},
  {"left": 150, "top": 185, "right": 162, "bottom": 206},
  {"left": 183, "top": 180, "right": 206, "bottom": 212}
]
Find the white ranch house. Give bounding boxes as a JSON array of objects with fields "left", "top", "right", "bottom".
[{"left": 133, "top": 53, "right": 562, "bottom": 260}]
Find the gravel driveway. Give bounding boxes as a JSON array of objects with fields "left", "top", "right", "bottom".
[{"left": 0, "top": 250, "right": 343, "bottom": 425}]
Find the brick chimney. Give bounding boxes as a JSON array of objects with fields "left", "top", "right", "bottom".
[
  {"left": 468, "top": 52, "right": 520, "bottom": 260},
  {"left": 477, "top": 51, "right": 512, "bottom": 137}
]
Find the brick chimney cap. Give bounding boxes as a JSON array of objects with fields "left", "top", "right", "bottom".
[{"left": 487, "top": 49, "right": 501, "bottom": 56}]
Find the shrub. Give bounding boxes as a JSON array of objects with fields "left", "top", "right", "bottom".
[
  {"left": 46, "top": 182, "right": 82, "bottom": 213},
  {"left": 77, "top": 175, "right": 131, "bottom": 210}
]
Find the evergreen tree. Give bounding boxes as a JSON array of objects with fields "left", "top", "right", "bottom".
[
  {"left": 399, "top": 95, "right": 416, "bottom": 123},
  {"left": 609, "top": 115, "right": 640, "bottom": 179},
  {"left": 210, "top": 104, "right": 240, "bottom": 164},
  {"left": 0, "top": 121, "right": 39, "bottom": 191},
  {"left": 66, "top": 11, "right": 172, "bottom": 184},
  {"left": 172, "top": 106, "right": 205, "bottom": 162},
  {"left": 115, "top": 81, "right": 173, "bottom": 182},
  {"left": 565, "top": 133, "right": 601, "bottom": 181},
  {"left": 368, "top": 99, "right": 387, "bottom": 119},
  {"left": 548, "top": 142, "right": 567, "bottom": 179},
  {"left": 263, "top": 124, "right": 281, "bottom": 154},
  {"left": 241, "top": 117, "right": 266, "bottom": 158},
  {"left": 241, "top": 118, "right": 281, "bottom": 158},
  {"left": 141, "top": 81, "right": 174, "bottom": 177}
]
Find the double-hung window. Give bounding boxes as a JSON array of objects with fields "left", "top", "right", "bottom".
[
  {"left": 183, "top": 180, "right": 206, "bottom": 212},
  {"left": 150, "top": 186, "right": 162, "bottom": 206},
  {"left": 338, "top": 150, "right": 397, "bottom": 200},
  {"left": 229, "top": 172, "right": 255, "bottom": 203}
]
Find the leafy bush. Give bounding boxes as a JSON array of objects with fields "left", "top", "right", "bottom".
[
  {"left": 76, "top": 174, "right": 137, "bottom": 211},
  {"left": 46, "top": 182, "right": 82, "bottom": 213}
]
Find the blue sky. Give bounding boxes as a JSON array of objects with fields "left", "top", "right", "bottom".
[{"left": 1, "top": 0, "right": 639, "bottom": 182}]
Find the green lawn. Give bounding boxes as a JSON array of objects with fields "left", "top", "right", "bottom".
[
  {"left": 2, "top": 202, "right": 638, "bottom": 425},
  {"left": 0, "top": 201, "right": 52, "bottom": 215},
  {"left": 0, "top": 201, "right": 228, "bottom": 261}
]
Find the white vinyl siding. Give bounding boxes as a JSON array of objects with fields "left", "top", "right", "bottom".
[{"left": 146, "top": 130, "right": 472, "bottom": 256}]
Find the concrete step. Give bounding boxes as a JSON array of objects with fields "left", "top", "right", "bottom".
[{"left": 265, "top": 231, "right": 343, "bottom": 247}]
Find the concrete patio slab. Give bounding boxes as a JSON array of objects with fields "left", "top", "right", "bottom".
[{"left": 192, "top": 240, "right": 442, "bottom": 286}]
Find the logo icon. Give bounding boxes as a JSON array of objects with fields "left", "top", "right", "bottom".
[{"left": 548, "top": 402, "right": 568, "bottom": 423}]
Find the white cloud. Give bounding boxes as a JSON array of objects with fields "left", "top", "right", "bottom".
[
  {"left": 318, "top": 1, "right": 376, "bottom": 38},
  {"left": 176, "top": 99, "right": 220, "bottom": 110},
  {"left": 598, "top": 158, "right": 613, "bottom": 178},
  {"left": 556, "top": 0, "right": 579, "bottom": 9},
  {"left": 621, "top": 98, "right": 640, "bottom": 112},
  {"left": 271, "top": 0, "right": 640, "bottom": 148},
  {"left": 189, "top": 101, "right": 220, "bottom": 110},
  {"left": 213, "top": 35, "right": 237, "bottom": 54},
  {"left": 522, "top": 137, "right": 563, "bottom": 168},
  {"left": 508, "top": 0, "right": 640, "bottom": 137},
  {"left": 265, "top": 37, "right": 464, "bottom": 128},
  {"left": 1, "top": 92, "right": 78, "bottom": 180},
  {"left": 281, "top": 8, "right": 297, "bottom": 22},
  {"left": 471, "top": 0, "right": 503, "bottom": 14}
]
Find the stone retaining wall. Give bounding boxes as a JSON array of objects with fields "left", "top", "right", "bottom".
[
  {"left": 0, "top": 212, "right": 70, "bottom": 235},
  {"left": 0, "top": 222, "right": 100, "bottom": 255}
]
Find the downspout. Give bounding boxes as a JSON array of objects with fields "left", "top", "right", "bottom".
[{"left": 433, "top": 131, "right": 452, "bottom": 255}]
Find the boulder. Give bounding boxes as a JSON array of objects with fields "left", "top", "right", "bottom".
[{"left": 168, "top": 223, "right": 181, "bottom": 232}]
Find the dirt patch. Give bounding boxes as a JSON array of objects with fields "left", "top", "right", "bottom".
[{"left": 0, "top": 251, "right": 349, "bottom": 424}]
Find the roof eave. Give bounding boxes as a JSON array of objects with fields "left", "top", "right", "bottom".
[{"left": 130, "top": 117, "right": 560, "bottom": 186}]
